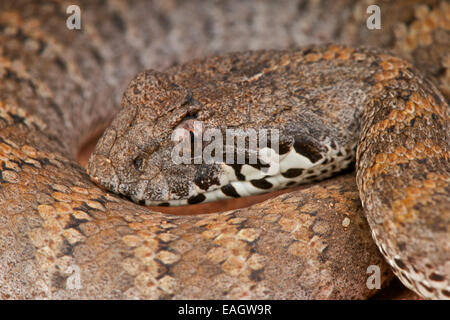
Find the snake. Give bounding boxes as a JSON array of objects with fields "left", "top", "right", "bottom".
[{"left": 0, "top": 0, "right": 448, "bottom": 299}]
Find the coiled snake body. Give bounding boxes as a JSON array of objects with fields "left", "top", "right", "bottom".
[{"left": 0, "top": 0, "right": 449, "bottom": 299}]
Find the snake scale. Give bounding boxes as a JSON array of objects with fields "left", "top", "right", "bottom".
[{"left": 0, "top": 0, "right": 448, "bottom": 299}]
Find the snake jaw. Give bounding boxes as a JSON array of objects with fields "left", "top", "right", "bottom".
[
  {"left": 87, "top": 154, "right": 121, "bottom": 194},
  {"left": 2, "top": 0, "right": 450, "bottom": 300}
]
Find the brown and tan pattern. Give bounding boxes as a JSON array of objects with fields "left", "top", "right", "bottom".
[{"left": 0, "top": 0, "right": 448, "bottom": 299}]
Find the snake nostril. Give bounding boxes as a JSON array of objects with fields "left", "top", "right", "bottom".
[{"left": 133, "top": 156, "right": 145, "bottom": 171}]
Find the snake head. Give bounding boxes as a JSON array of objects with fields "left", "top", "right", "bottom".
[
  {"left": 87, "top": 70, "right": 226, "bottom": 205},
  {"left": 88, "top": 50, "right": 363, "bottom": 207}
]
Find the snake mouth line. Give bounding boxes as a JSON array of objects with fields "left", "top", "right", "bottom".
[{"left": 76, "top": 127, "right": 311, "bottom": 215}]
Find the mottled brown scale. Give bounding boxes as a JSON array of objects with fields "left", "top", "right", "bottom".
[
  {"left": 88, "top": 47, "right": 381, "bottom": 203},
  {"left": 0, "top": 0, "right": 449, "bottom": 300},
  {"left": 356, "top": 54, "right": 450, "bottom": 298}
]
